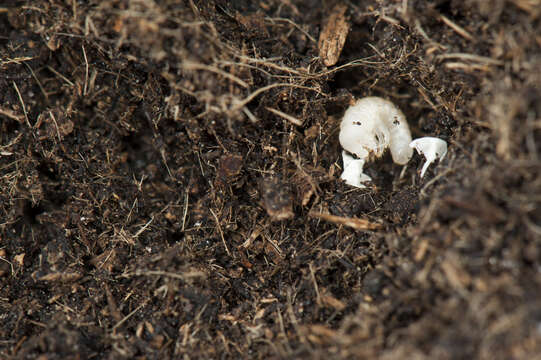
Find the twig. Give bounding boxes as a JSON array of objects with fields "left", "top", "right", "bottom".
[
  {"left": 309, "top": 263, "right": 321, "bottom": 306},
  {"left": 524, "top": 216, "right": 541, "bottom": 236},
  {"left": 232, "top": 83, "right": 323, "bottom": 110},
  {"left": 112, "top": 301, "right": 147, "bottom": 333},
  {"left": 308, "top": 212, "right": 382, "bottom": 231},
  {"left": 0, "top": 107, "right": 24, "bottom": 123},
  {"left": 47, "top": 66, "right": 75, "bottom": 86},
  {"left": 0, "top": 256, "right": 14, "bottom": 276},
  {"left": 182, "top": 191, "right": 189, "bottom": 231},
  {"left": 436, "top": 53, "right": 503, "bottom": 65},
  {"left": 313, "top": 57, "right": 385, "bottom": 78},
  {"left": 217, "top": 60, "right": 274, "bottom": 78},
  {"left": 414, "top": 20, "right": 448, "bottom": 50},
  {"left": 366, "top": 43, "right": 386, "bottom": 60},
  {"left": 182, "top": 60, "right": 249, "bottom": 88},
  {"left": 242, "top": 107, "right": 258, "bottom": 123},
  {"left": 439, "top": 15, "right": 474, "bottom": 41},
  {"left": 133, "top": 217, "right": 154, "bottom": 238},
  {"left": 510, "top": 0, "right": 541, "bottom": 14},
  {"left": 265, "top": 107, "right": 303, "bottom": 126},
  {"left": 263, "top": 234, "right": 283, "bottom": 258},
  {"left": 234, "top": 55, "right": 304, "bottom": 75},
  {"left": 49, "top": 111, "right": 62, "bottom": 142},
  {"left": 0, "top": 56, "right": 34, "bottom": 66},
  {"left": 420, "top": 168, "right": 454, "bottom": 197},
  {"left": 82, "top": 44, "right": 89, "bottom": 95},
  {"left": 210, "top": 208, "right": 231, "bottom": 256},
  {"left": 444, "top": 62, "right": 491, "bottom": 72},
  {"left": 12, "top": 81, "right": 31, "bottom": 128},
  {"left": 266, "top": 17, "right": 316, "bottom": 43},
  {"left": 120, "top": 269, "right": 206, "bottom": 280},
  {"left": 24, "top": 63, "right": 48, "bottom": 101}
]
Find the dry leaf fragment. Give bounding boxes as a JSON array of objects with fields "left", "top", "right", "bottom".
[
  {"left": 261, "top": 177, "right": 294, "bottom": 221},
  {"left": 14, "top": 253, "right": 25, "bottom": 267},
  {"left": 318, "top": 3, "right": 350, "bottom": 66},
  {"left": 215, "top": 154, "right": 243, "bottom": 188}
]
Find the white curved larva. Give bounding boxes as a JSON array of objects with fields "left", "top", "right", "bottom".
[
  {"left": 339, "top": 97, "right": 413, "bottom": 187},
  {"left": 339, "top": 97, "right": 413, "bottom": 165},
  {"left": 409, "top": 137, "right": 448, "bottom": 177},
  {"left": 340, "top": 151, "right": 371, "bottom": 188}
]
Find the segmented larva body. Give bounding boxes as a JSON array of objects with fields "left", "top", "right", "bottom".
[{"left": 339, "top": 97, "right": 413, "bottom": 165}]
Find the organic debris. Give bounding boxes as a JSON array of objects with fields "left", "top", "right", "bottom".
[{"left": 1, "top": 1, "right": 541, "bottom": 359}]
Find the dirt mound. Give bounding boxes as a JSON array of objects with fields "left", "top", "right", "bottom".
[{"left": 1, "top": 1, "right": 541, "bottom": 358}]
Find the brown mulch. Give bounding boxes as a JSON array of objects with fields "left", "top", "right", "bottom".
[{"left": 1, "top": 1, "right": 541, "bottom": 359}]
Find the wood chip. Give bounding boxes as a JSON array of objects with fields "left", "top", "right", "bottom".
[{"left": 318, "top": 3, "right": 350, "bottom": 66}]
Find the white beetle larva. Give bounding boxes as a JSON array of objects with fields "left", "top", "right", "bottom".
[{"left": 339, "top": 97, "right": 414, "bottom": 187}]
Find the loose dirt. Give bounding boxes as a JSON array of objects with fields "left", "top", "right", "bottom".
[{"left": 1, "top": 1, "right": 541, "bottom": 359}]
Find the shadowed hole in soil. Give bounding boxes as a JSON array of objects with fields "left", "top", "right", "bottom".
[
  {"left": 36, "top": 160, "right": 59, "bottom": 181},
  {"left": 119, "top": 131, "right": 156, "bottom": 173},
  {"left": 23, "top": 201, "right": 45, "bottom": 225}
]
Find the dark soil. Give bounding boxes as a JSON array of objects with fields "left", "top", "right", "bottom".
[{"left": 1, "top": 0, "right": 541, "bottom": 359}]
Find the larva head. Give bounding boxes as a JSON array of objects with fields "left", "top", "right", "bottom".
[
  {"left": 339, "top": 99, "right": 392, "bottom": 160},
  {"left": 339, "top": 97, "right": 412, "bottom": 164}
]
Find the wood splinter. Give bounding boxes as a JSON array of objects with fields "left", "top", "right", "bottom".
[{"left": 318, "top": 3, "right": 350, "bottom": 66}]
